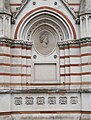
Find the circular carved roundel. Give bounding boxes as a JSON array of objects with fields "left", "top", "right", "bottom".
[{"left": 32, "top": 25, "right": 58, "bottom": 55}]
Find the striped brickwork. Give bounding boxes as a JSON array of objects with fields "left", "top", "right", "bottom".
[
  {"left": 0, "top": 38, "right": 32, "bottom": 89},
  {"left": 0, "top": 37, "right": 91, "bottom": 119},
  {"left": 59, "top": 38, "right": 91, "bottom": 89},
  {"left": 0, "top": 38, "right": 91, "bottom": 88}
]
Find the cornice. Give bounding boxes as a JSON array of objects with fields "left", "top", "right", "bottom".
[
  {"left": 0, "top": 37, "right": 33, "bottom": 47},
  {"left": 0, "top": 88, "right": 91, "bottom": 94},
  {"left": 0, "top": 37, "right": 91, "bottom": 47},
  {"left": 58, "top": 37, "right": 91, "bottom": 46}
]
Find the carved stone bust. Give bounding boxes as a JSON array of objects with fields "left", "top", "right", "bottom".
[{"left": 40, "top": 31, "right": 49, "bottom": 48}]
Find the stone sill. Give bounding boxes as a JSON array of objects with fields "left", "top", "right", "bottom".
[{"left": 0, "top": 88, "right": 91, "bottom": 94}]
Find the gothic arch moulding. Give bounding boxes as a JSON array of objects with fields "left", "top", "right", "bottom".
[{"left": 14, "top": 6, "right": 77, "bottom": 41}]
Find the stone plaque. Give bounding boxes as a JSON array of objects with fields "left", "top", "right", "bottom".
[{"left": 34, "top": 63, "right": 56, "bottom": 82}]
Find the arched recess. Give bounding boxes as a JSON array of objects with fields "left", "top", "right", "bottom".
[
  {"left": 14, "top": 6, "right": 77, "bottom": 83},
  {"left": 14, "top": 6, "right": 76, "bottom": 40}
]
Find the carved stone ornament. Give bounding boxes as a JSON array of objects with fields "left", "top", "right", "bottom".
[
  {"left": 14, "top": 97, "right": 22, "bottom": 105},
  {"left": 40, "top": 31, "right": 49, "bottom": 48},
  {"left": 32, "top": 25, "right": 58, "bottom": 55}
]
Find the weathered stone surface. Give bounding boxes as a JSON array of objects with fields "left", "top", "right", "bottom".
[{"left": 0, "top": 0, "right": 91, "bottom": 119}]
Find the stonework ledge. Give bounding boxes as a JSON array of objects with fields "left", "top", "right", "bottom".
[
  {"left": 0, "top": 37, "right": 33, "bottom": 47},
  {"left": 58, "top": 37, "right": 91, "bottom": 46},
  {"left": 0, "top": 37, "right": 91, "bottom": 47},
  {"left": 0, "top": 88, "right": 91, "bottom": 94}
]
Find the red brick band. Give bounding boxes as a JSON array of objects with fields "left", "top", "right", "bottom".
[
  {"left": 10, "top": 4, "right": 21, "bottom": 6},
  {"left": 0, "top": 54, "right": 31, "bottom": 59},
  {"left": 0, "top": 73, "right": 31, "bottom": 76},
  {"left": 60, "top": 63, "right": 91, "bottom": 67},
  {"left": 60, "top": 53, "right": 91, "bottom": 59},
  {"left": 60, "top": 72, "right": 91, "bottom": 76},
  {"left": 68, "top": 3, "right": 80, "bottom": 6}
]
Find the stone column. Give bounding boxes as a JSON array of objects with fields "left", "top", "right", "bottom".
[
  {"left": 64, "top": 42, "right": 70, "bottom": 89},
  {"left": 69, "top": 41, "right": 81, "bottom": 89},
  {"left": 21, "top": 44, "right": 27, "bottom": 89},
  {"left": 80, "top": 38, "right": 91, "bottom": 89},
  {"left": 10, "top": 41, "right": 22, "bottom": 90},
  {"left": 26, "top": 42, "right": 32, "bottom": 89},
  {"left": 0, "top": 38, "right": 11, "bottom": 90},
  {"left": 58, "top": 42, "right": 65, "bottom": 88}
]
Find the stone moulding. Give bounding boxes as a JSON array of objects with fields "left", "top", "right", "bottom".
[
  {"left": 0, "top": 37, "right": 91, "bottom": 47},
  {"left": 0, "top": 88, "right": 91, "bottom": 94},
  {"left": 58, "top": 37, "right": 91, "bottom": 46},
  {"left": 0, "top": 37, "right": 33, "bottom": 47}
]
